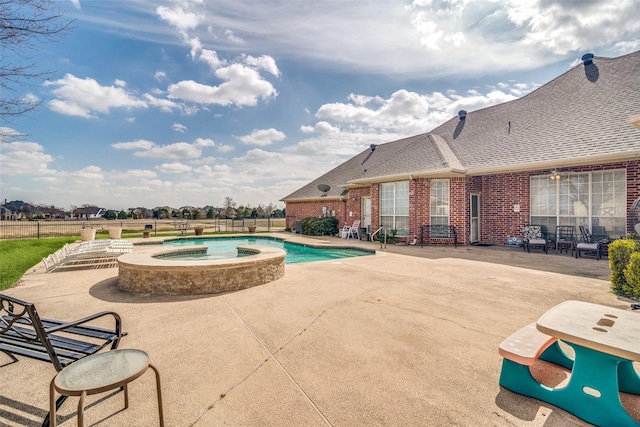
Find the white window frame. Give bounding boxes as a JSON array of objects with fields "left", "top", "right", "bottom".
[
  {"left": 430, "top": 179, "right": 450, "bottom": 228},
  {"left": 379, "top": 181, "right": 409, "bottom": 235},
  {"left": 530, "top": 169, "right": 626, "bottom": 238}
]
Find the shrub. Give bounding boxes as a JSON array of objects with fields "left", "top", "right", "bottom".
[
  {"left": 609, "top": 239, "right": 639, "bottom": 296},
  {"left": 300, "top": 217, "right": 339, "bottom": 236},
  {"left": 624, "top": 252, "right": 640, "bottom": 300}
]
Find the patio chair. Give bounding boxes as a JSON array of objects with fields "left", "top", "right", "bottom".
[
  {"left": 522, "top": 225, "right": 548, "bottom": 254},
  {"left": 43, "top": 240, "right": 134, "bottom": 272},
  {"left": 575, "top": 226, "right": 602, "bottom": 260},
  {"left": 0, "top": 293, "right": 126, "bottom": 426},
  {"left": 554, "top": 225, "right": 576, "bottom": 254},
  {"left": 344, "top": 220, "right": 361, "bottom": 240}
]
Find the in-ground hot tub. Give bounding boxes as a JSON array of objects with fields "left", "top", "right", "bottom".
[{"left": 117, "top": 245, "right": 285, "bottom": 295}]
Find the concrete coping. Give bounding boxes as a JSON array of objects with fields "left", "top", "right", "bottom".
[{"left": 118, "top": 244, "right": 286, "bottom": 270}]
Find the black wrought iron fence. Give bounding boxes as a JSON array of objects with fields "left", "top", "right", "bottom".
[{"left": 0, "top": 218, "right": 285, "bottom": 240}]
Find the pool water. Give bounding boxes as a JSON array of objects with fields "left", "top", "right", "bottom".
[{"left": 163, "top": 237, "right": 373, "bottom": 264}]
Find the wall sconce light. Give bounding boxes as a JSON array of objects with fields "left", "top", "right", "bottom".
[
  {"left": 352, "top": 197, "right": 358, "bottom": 202},
  {"left": 550, "top": 170, "right": 561, "bottom": 180}
]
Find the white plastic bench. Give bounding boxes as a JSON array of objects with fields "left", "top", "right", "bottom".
[{"left": 498, "top": 322, "right": 557, "bottom": 366}]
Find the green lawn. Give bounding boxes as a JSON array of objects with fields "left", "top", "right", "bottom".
[{"left": 0, "top": 238, "right": 77, "bottom": 290}]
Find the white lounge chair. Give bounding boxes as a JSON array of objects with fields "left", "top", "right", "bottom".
[{"left": 43, "top": 240, "right": 134, "bottom": 272}]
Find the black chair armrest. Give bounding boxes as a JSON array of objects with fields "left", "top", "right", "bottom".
[{"left": 44, "top": 311, "right": 125, "bottom": 348}]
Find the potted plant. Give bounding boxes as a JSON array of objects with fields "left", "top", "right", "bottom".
[
  {"left": 108, "top": 227, "right": 122, "bottom": 239},
  {"left": 80, "top": 227, "right": 96, "bottom": 241}
]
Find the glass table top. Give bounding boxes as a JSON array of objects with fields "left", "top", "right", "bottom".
[{"left": 55, "top": 349, "right": 149, "bottom": 392}]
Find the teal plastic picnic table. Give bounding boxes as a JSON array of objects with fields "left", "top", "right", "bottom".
[{"left": 502, "top": 300, "right": 640, "bottom": 426}]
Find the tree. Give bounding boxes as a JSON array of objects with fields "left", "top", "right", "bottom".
[
  {"left": 0, "top": 0, "right": 72, "bottom": 128},
  {"left": 222, "top": 196, "right": 236, "bottom": 219},
  {"left": 117, "top": 210, "right": 127, "bottom": 219},
  {"left": 103, "top": 210, "right": 117, "bottom": 220}
]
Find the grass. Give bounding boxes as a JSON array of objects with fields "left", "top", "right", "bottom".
[
  {"left": 0, "top": 237, "right": 77, "bottom": 291},
  {"left": 0, "top": 231, "right": 273, "bottom": 290}
]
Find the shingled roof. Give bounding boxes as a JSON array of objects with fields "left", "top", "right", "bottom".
[{"left": 282, "top": 51, "right": 640, "bottom": 201}]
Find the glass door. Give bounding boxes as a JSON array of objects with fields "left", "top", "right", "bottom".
[{"left": 362, "top": 197, "right": 371, "bottom": 235}]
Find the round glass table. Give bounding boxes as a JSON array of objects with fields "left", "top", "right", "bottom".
[{"left": 49, "top": 349, "right": 164, "bottom": 426}]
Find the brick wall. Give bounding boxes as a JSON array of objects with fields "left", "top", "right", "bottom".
[
  {"left": 285, "top": 159, "right": 640, "bottom": 244},
  {"left": 285, "top": 187, "right": 371, "bottom": 231},
  {"left": 478, "top": 160, "right": 640, "bottom": 245}
]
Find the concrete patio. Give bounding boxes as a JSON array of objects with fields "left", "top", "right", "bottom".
[{"left": 1, "top": 233, "right": 638, "bottom": 426}]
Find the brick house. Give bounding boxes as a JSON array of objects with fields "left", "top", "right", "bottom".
[{"left": 281, "top": 51, "right": 640, "bottom": 246}]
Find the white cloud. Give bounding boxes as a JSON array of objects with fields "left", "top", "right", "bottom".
[
  {"left": 112, "top": 138, "right": 213, "bottom": 159},
  {"left": 242, "top": 54, "right": 280, "bottom": 77},
  {"left": 236, "top": 128, "right": 285, "bottom": 146},
  {"left": 160, "top": 0, "right": 639, "bottom": 77},
  {"left": 156, "top": 162, "right": 193, "bottom": 173},
  {"left": 44, "top": 74, "right": 148, "bottom": 118},
  {"left": 172, "top": 123, "right": 188, "bottom": 133},
  {"left": 194, "top": 138, "right": 215, "bottom": 147},
  {"left": 154, "top": 71, "right": 167, "bottom": 81},
  {"left": 300, "top": 121, "right": 340, "bottom": 134},
  {"left": 225, "top": 30, "right": 244, "bottom": 45},
  {"left": 0, "top": 141, "right": 55, "bottom": 175},
  {"left": 112, "top": 139, "right": 156, "bottom": 151},
  {"left": 613, "top": 39, "right": 640, "bottom": 54},
  {"left": 72, "top": 165, "right": 104, "bottom": 181},
  {"left": 167, "top": 64, "right": 278, "bottom": 107},
  {"left": 200, "top": 49, "right": 225, "bottom": 70},
  {"left": 504, "top": 0, "right": 640, "bottom": 55},
  {"left": 0, "top": 127, "right": 25, "bottom": 141},
  {"left": 348, "top": 94, "right": 383, "bottom": 107},
  {"left": 156, "top": 5, "right": 202, "bottom": 32},
  {"left": 142, "top": 93, "right": 183, "bottom": 113},
  {"left": 313, "top": 85, "right": 525, "bottom": 136},
  {"left": 125, "top": 169, "right": 157, "bottom": 179}
]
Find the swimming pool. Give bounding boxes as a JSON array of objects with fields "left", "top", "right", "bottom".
[{"left": 163, "top": 236, "right": 373, "bottom": 264}]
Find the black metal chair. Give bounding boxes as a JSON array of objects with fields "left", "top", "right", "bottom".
[
  {"left": 575, "top": 226, "right": 602, "bottom": 260},
  {"left": 522, "top": 224, "right": 548, "bottom": 254},
  {"left": 555, "top": 225, "right": 576, "bottom": 254}
]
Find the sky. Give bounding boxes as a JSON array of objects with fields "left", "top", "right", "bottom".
[{"left": 1, "top": 0, "right": 640, "bottom": 211}]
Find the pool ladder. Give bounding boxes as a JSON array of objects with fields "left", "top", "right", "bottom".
[{"left": 371, "top": 226, "right": 387, "bottom": 248}]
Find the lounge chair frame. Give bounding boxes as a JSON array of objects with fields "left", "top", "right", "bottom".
[{"left": 0, "top": 293, "right": 126, "bottom": 426}]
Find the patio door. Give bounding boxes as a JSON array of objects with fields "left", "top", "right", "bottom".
[{"left": 470, "top": 194, "right": 480, "bottom": 243}]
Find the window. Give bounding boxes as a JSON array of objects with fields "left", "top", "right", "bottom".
[
  {"left": 530, "top": 169, "right": 626, "bottom": 239},
  {"left": 430, "top": 179, "right": 450, "bottom": 235},
  {"left": 380, "top": 181, "right": 409, "bottom": 235}
]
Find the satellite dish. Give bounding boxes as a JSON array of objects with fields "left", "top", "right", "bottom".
[{"left": 317, "top": 184, "right": 330, "bottom": 193}]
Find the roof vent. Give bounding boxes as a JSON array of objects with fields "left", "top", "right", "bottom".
[
  {"left": 582, "top": 53, "right": 594, "bottom": 66},
  {"left": 370, "top": 144, "right": 376, "bottom": 152},
  {"left": 458, "top": 110, "right": 467, "bottom": 121}
]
